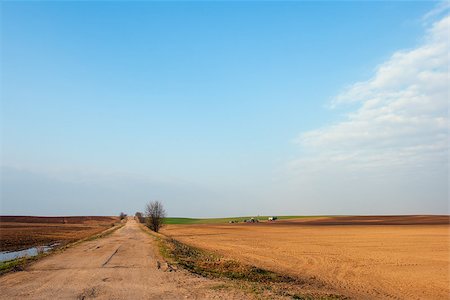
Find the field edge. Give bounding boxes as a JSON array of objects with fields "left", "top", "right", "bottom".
[
  {"left": 138, "top": 220, "right": 348, "bottom": 300},
  {"left": 0, "top": 218, "right": 127, "bottom": 276}
]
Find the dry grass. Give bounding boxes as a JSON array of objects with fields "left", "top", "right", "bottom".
[{"left": 153, "top": 230, "right": 346, "bottom": 299}]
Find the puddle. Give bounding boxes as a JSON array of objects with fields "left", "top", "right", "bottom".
[{"left": 0, "top": 243, "right": 60, "bottom": 262}]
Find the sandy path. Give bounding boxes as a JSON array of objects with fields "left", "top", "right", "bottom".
[{"left": 0, "top": 219, "right": 250, "bottom": 300}]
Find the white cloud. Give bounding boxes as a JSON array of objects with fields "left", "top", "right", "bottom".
[
  {"left": 422, "top": 1, "right": 450, "bottom": 23},
  {"left": 291, "top": 14, "right": 449, "bottom": 178}
]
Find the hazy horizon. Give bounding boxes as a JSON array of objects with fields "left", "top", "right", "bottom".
[{"left": 1, "top": 2, "right": 448, "bottom": 217}]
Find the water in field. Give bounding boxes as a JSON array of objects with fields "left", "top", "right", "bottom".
[{"left": 0, "top": 243, "right": 59, "bottom": 262}]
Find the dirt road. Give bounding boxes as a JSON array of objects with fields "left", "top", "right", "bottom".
[{"left": 0, "top": 219, "right": 249, "bottom": 300}]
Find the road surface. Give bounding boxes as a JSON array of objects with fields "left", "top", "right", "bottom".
[{"left": 0, "top": 219, "right": 249, "bottom": 299}]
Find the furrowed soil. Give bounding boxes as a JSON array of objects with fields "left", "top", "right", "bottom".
[
  {"left": 162, "top": 215, "right": 450, "bottom": 300},
  {"left": 0, "top": 216, "right": 120, "bottom": 251}
]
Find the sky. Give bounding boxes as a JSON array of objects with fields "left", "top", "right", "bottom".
[{"left": 0, "top": 1, "right": 448, "bottom": 217}]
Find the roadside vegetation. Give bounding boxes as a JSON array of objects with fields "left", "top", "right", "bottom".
[
  {"left": 139, "top": 221, "right": 346, "bottom": 300},
  {"left": 0, "top": 254, "right": 44, "bottom": 275},
  {"left": 136, "top": 201, "right": 167, "bottom": 232},
  {"left": 145, "top": 201, "right": 166, "bottom": 232},
  {"left": 135, "top": 212, "right": 145, "bottom": 223}
]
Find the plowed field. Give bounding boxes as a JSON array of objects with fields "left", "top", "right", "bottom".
[
  {"left": 0, "top": 216, "right": 120, "bottom": 251},
  {"left": 162, "top": 215, "right": 450, "bottom": 299}
]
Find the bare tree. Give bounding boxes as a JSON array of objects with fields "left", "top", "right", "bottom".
[{"left": 145, "top": 201, "right": 166, "bottom": 232}]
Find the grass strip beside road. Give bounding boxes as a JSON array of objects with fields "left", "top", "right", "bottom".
[
  {"left": 139, "top": 221, "right": 347, "bottom": 300},
  {"left": 0, "top": 253, "right": 44, "bottom": 275}
]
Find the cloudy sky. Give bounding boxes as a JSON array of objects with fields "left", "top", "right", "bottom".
[{"left": 1, "top": 1, "right": 448, "bottom": 217}]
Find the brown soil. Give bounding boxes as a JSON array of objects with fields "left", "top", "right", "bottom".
[
  {"left": 0, "top": 216, "right": 120, "bottom": 251},
  {"left": 162, "top": 216, "right": 450, "bottom": 299},
  {"left": 0, "top": 216, "right": 119, "bottom": 224},
  {"left": 273, "top": 215, "right": 450, "bottom": 226},
  {"left": 0, "top": 219, "right": 254, "bottom": 299}
]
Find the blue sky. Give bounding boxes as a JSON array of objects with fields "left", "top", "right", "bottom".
[{"left": 1, "top": 1, "right": 448, "bottom": 217}]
